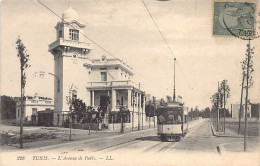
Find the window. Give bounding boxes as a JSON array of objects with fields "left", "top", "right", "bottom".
[
  {"left": 100, "top": 68, "right": 107, "bottom": 70},
  {"left": 32, "top": 108, "right": 37, "bottom": 115},
  {"left": 69, "top": 29, "right": 79, "bottom": 41},
  {"left": 115, "top": 67, "right": 118, "bottom": 70},
  {"left": 18, "top": 109, "right": 20, "bottom": 118},
  {"left": 121, "top": 96, "right": 124, "bottom": 106},
  {"left": 57, "top": 80, "right": 60, "bottom": 93},
  {"left": 101, "top": 72, "right": 107, "bottom": 81},
  {"left": 58, "top": 30, "right": 63, "bottom": 38}
]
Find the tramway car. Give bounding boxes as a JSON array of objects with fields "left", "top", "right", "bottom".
[{"left": 157, "top": 102, "right": 188, "bottom": 142}]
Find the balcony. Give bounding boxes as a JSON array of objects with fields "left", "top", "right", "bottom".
[
  {"left": 91, "top": 59, "right": 134, "bottom": 75},
  {"left": 48, "top": 38, "right": 92, "bottom": 51},
  {"left": 87, "top": 80, "right": 143, "bottom": 90}
]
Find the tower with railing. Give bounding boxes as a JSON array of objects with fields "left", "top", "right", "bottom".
[{"left": 48, "top": 5, "right": 92, "bottom": 126}]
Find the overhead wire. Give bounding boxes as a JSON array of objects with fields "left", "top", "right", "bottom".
[
  {"left": 141, "top": 0, "right": 195, "bottom": 93},
  {"left": 37, "top": 0, "right": 169, "bottom": 94}
]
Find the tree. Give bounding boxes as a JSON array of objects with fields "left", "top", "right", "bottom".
[
  {"left": 219, "top": 80, "right": 230, "bottom": 132},
  {"left": 0, "top": 96, "right": 16, "bottom": 119},
  {"left": 72, "top": 98, "right": 86, "bottom": 123},
  {"left": 238, "top": 45, "right": 254, "bottom": 134},
  {"left": 16, "top": 36, "right": 31, "bottom": 148}
]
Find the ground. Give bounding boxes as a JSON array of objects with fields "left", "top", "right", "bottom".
[{"left": 0, "top": 119, "right": 259, "bottom": 166}]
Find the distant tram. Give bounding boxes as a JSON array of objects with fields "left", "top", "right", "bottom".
[{"left": 157, "top": 102, "right": 188, "bottom": 142}]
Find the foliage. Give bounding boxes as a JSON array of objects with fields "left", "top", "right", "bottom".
[
  {"left": 71, "top": 98, "right": 87, "bottom": 123},
  {"left": 219, "top": 108, "right": 231, "bottom": 118},
  {"left": 210, "top": 92, "right": 219, "bottom": 110},
  {"left": 241, "top": 45, "right": 254, "bottom": 88},
  {"left": 219, "top": 80, "right": 230, "bottom": 108},
  {"left": 97, "top": 96, "right": 111, "bottom": 120},
  {"left": 145, "top": 102, "right": 155, "bottom": 117},
  {"left": 188, "top": 107, "right": 200, "bottom": 118},
  {"left": 16, "top": 36, "right": 31, "bottom": 89},
  {"left": 0, "top": 96, "right": 16, "bottom": 119}
]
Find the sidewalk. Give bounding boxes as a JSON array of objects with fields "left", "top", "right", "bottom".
[
  {"left": 211, "top": 123, "right": 259, "bottom": 153},
  {"left": 0, "top": 125, "right": 156, "bottom": 153}
]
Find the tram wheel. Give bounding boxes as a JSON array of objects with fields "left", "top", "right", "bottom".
[{"left": 161, "top": 135, "right": 168, "bottom": 142}]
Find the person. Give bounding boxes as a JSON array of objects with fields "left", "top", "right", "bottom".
[{"left": 158, "top": 115, "right": 165, "bottom": 124}]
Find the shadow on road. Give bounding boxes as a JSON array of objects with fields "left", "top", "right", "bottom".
[{"left": 135, "top": 136, "right": 161, "bottom": 142}]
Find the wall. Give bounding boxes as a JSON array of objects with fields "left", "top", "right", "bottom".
[
  {"left": 16, "top": 99, "right": 54, "bottom": 121},
  {"left": 89, "top": 66, "right": 119, "bottom": 82}
]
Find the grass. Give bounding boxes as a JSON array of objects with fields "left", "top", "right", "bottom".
[
  {"left": 218, "top": 118, "right": 259, "bottom": 136},
  {"left": 225, "top": 121, "right": 259, "bottom": 136}
]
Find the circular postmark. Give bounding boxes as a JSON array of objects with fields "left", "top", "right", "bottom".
[{"left": 221, "top": 1, "right": 259, "bottom": 40}]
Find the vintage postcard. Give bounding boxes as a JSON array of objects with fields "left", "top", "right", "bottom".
[{"left": 0, "top": 0, "right": 259, "bottom": 165}]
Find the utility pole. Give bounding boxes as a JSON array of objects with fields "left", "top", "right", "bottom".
[
  {"left": 223, "top": 81, "right": 226, "bottom": 134},
  {"left": 173, "top": 58, "right": 176, "bottom": 102},
  {"left": 142, "top": 93, "right": 144, "bottom": 130},
  {"left": 69, "top": 93, "right": 72, "bottom": 141},
  {"left": 244, "top": 40, "right": 251, "bottom": 152},
  {"left": 132, "top": 87, "right": 135, "bottom": 131},
  {"left": 217, "top": 82, "right": 220, "bottom": 131},
  {"left": 138, "top": 83, "right": 140, "bottom": 131},
  {"left": 238, "top": 74, "right": 245, "bottom": 134},
  {"left": 153, "top": 97, "right": 156, "bottom": 128},
  {"left": 149, "top": 101, "right": 151, "bottom": 128}
]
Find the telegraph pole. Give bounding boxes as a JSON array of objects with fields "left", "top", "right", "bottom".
[
  {"left": 223, "top": 81, "right": 226, "bottom": 134},
  {"left": 173, "top": 58, "right": 176, "bottom": 102},
  {"left": 132, "top": 87, "right": 135, "bottom": 131},
  {"left": 138, "top": 83, "right": 140, "bottom": 131},
  {"left": 217, "top": 82, "right": 220, "bottom": 131}
]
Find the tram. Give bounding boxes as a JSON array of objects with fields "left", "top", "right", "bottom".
[{"left": 157, "top": 102, "right": 188, "bottom": 142}]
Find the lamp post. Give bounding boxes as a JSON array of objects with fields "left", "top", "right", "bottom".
[{"left": 34, "top": 71, "right": 60, "bottom": 126}]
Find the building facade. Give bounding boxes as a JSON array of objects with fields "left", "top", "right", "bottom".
[
  {"left": 16, "top": 93, "right": 54, "bottom": 122},
  {"left": 231, "top": 102, "right": 260, "bottom": 119},
  {"left": 48, "top": 6, "right": 146, "bottom": 128}
]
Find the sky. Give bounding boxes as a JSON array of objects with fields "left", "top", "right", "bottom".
[{"left": 1, "top": 0, "right": 259, "bottom": 110}]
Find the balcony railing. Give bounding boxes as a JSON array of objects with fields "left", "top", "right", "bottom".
[
  {"left": 87, "top": 80, "right": 143, "bottom": 90},
  {"left": 49, "top": 38, "right": 92, "bottom": 51}
]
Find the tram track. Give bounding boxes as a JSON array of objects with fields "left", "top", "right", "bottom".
[
  {"left": 158, "top": 142, "right": 176, "bottom": 152},
  {"left": 90, "top": 139, "right": 141, "bottom": 154}
]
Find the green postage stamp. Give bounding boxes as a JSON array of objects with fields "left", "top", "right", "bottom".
[{"left": 213, "top": 1, "right": 257, "bottom": 37}]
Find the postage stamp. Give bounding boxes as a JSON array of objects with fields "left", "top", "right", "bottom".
[{"left": 213, "top": 1, "right": 257, "bottom": 37}]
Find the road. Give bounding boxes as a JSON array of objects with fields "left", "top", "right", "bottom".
[
  {"left": 22, "top": 119, "right": 209, "bottom": 154},
  {"left": 2, "top": 119, "right": 259, "bottom": 166}
]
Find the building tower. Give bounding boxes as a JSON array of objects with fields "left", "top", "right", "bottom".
[{"left": 48, "top": 5, "right": 92, "bottom": 126}]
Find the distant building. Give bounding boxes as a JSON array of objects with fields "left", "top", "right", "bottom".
[
  {"left": 16, "top": 93, "right": 54, "bottom": 123},
  {"left": 231, "top": 102, "right": 260, "bottom": 119}
]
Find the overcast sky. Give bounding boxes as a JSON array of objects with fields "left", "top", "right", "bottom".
[{"left": 1, "top": 0, "right": 259, "bottom": 109}]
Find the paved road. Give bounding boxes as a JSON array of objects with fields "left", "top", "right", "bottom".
[
  {"left": 17, "top": 118, "right": 205, "bottom": 155},
  {"left": 2, "top": 119, "right": 259, "bottom": 166}
]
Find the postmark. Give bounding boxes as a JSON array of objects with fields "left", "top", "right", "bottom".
[{"left": 213, "top": 0, "right": 257, "bottom": 38}]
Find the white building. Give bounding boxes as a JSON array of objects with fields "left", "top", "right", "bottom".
[
  {"left": 16, "top": 93, "right": 54, "bottom": 122},
  {"left": 48, "top": 5, "right": 146, "bottom": 129}
]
